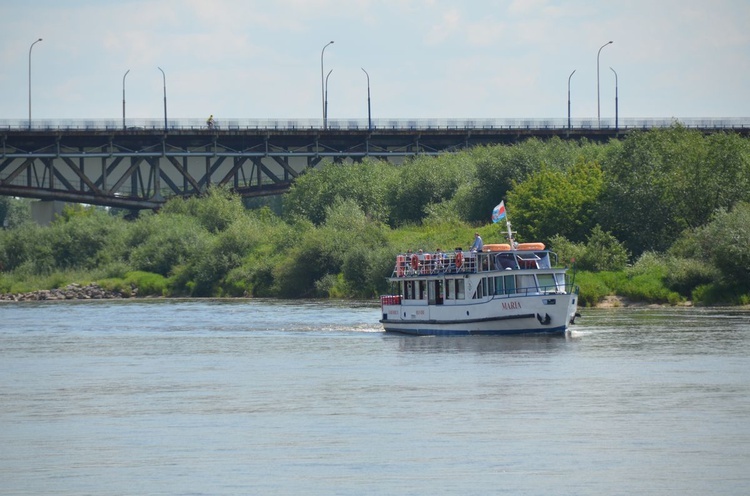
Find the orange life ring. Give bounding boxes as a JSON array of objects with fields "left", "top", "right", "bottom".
[
  {"left": 484, "top": 244, "right": 511, "bottom": 252},
  {"left": 516, "top": 242, "right": 546, "bottom": 251},
  {"left": 396, "top": 255, "right": 406, "bottom": 277},
  {"left": 455, "top": 251, "right": 463, "bottom": 269},
  {"left": 411, "top": 254, "right": 419, "bottom": 271}
]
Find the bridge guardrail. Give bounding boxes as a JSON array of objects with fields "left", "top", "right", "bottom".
[{"left": 1, "top": 117, "right": 748, "bottom": 132}]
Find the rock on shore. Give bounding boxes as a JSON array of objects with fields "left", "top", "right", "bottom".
[{"left": 0, "top": 283, "right": 137, "bottom": 301}]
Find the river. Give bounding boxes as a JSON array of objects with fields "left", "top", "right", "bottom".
[{"left": 1, "top": 300, "right": 749, "bottom": 495}]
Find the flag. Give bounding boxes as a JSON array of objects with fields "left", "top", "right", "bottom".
[{"left": 491, "top": 201, "right": 506, "bottom": 223}]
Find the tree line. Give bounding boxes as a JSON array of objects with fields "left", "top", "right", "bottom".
[{"left": 1, "top": 124, "right": 749, "bottom": 305}]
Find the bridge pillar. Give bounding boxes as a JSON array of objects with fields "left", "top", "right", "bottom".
[{"left": 30, "top": 200, "right": 65, "bottom": 226}]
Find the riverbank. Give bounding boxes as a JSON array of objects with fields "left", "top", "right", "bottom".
[
  {"left": 0, "top": 283, "right": 136, "bottom": 301},
  {"left": 1, "top": 284, "right": 686, "bottom": 308}
]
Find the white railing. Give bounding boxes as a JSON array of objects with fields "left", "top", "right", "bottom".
[{"left": 1, "top": 117, "right": 748, "bottom": 132}]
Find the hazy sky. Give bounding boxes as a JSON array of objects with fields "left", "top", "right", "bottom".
[{"left": 1, "top": 0, "right": 748, "bottom": 122}]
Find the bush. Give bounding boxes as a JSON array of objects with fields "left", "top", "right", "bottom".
[
  {"left": 578, "top": 225, "right": 629, "bottom": 271},
  {"left": 127, "top": 214, "right": 211, "bottom": 277},
  {"left": 663, "top": 257, "right": 718, "bottom": 297},
  {"left": 123, "top": 271, "right": 169, "bottom": 296},
  {"left": 548, "top": 234, "right": 585, "bottom": 267},
  {"left": 574, "top": 271, "right": 612, "bottom": 307}
]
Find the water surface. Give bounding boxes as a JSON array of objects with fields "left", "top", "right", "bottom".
[{"left": 1, "top": 300, "right": 749, "bottom": 495}]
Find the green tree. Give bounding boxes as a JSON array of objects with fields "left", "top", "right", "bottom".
[
  {"left": 283, "top": 159, "right": 396, "bottom": 225},
  {"left": 598, "top": 125, "right": 750, "bottom": 257},
  {"left": 127, "top": 213, "right": 211, "bottom": 277},
  {"left": 506, "top": 158, "right": 603, "bottom": 243},
  {"left": 680, "top": 202, "right": 750, "bottom": 289},
  {"left": 577, "top": 225, "right": 629, "bottom": 271},
  {"left": 161, "top": 187, "right": 247, "bottom": 233},
  {"left": 386, "top": 153, "right": 468, "bottom": 226}
]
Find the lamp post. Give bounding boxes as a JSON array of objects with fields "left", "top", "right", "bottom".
[
  {"left": 567, "top": 69, "right": 576, "bottom": 130},
  {"left": 610, "top": 67, "right": 618, "bottom": 131},
  {"left": 320, "top": 41, "right": 334, "bottom": 129},
  {"left": 28, "top": 38, "right": 43, "bottom": 130},
  {"left": 157, "top": 67, "right": 167, "bottom": 131},
  {"left": 325, "top": 69, "right": 332, "bottom": 129},
  {"left": 597, "top": 40, "right": 613, "bottom": 128},
  {"left": 361, "top": 68, "right": 371, "bottom": 132},
  {"left": 122, "top": 69, "right": 130, "bottom": 130}
]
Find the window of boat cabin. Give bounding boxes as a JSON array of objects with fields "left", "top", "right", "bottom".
[
  {"left": 518, "top": 255, "right": 540, "bottom": 269},
  {"left": 494, "top": 276, "right": 503, "bottom": 295},
  {"left": 517, "top": 274, "right": 537, "bottom": 294},
  {"left": 537, "top": 252, "right": 551, "bottom": 269},
  {"left": 472, "top": 277, "right": 489, "bottom": 299},
  {"left": 537, "top": 273, "right": 556, "bottom": 293},
  {"left": 555, "top": 273, "right": 567, "bottom": 292},
  {"left": 496, "top": 253, "right": 516, "bottom": 270},
  {"left": 504, "top": 274, "right": 516, "bottom": 294},
  {"left": 445, "top": 278, "right": 465, "bottom": 300}
]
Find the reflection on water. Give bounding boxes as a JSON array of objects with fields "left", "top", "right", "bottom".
[
  {"left": 389, "top": 333, "right": 576, "bottom": 354},
  {"left": 1, "top": 301, "right": 749, "bottom": 496}
]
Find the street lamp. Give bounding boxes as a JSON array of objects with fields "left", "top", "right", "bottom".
[
  {"left": 610, "top": 67, "right": 619, "bottom": 131},
  {"left": 122, "top": 69, "right": 130, "bottom": 130},
  {"left": 567, "top": 69, "right": 576, "bottom": 130},
  {"left": 597, "top": 40, "right": 613, "bottom": 128},
  {"left": 157, "top": 67, "right": 167, "bottom": 131},
  {"left": 28, "top": 38, "right": 43, "bottom": 130},
  {"left": 325, "top": 69, "right": 332, "bottom": 129},
  {"left": 361, "top": 68, "right": 371, "bottom": 132},
  {"left": 320, "top": 41, "right": 334, "bottom": 129}
]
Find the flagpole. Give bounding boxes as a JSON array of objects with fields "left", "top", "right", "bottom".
[{"left": 491, "top": 201, "right": 513, "bottom": 248}]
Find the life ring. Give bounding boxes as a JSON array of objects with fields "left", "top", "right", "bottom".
[
  {"left": 516, "top": 242, "right": 545, "bottom": 251},
  {"left": 410, "top": 254, "right": 419, "bottom": 271},
  {"left": 484, "top": 244, "right": 511, "bottom": 252},
  {"left": 396, "top": 255, "right": 406, "bottom": 277},
  {"left": 455, "top": 251, "right": 463, "bottom": 269}
]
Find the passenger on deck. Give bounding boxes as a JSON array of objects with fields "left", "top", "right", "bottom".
[
  {"left": 435, "top": 248, "right": 447, "bottom": 272},
  {"left": 470, "top": 232, "right": 483, "bottom": 252}
]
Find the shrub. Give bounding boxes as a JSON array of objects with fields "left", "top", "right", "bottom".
[
  {"left": 578, "top": 225, "right": 629, "bottom": 271},
  {"left": 127, "top": 214, "right": 211, "bottom": 276},
  {"left": 574, "top": 271, "right": 612, "bottom": 307},
  {"left": 124, "top": 271, "right": 169, "bottom": 296}
]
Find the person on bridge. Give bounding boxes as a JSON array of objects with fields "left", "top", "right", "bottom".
[{"left": 207, "top": 115, "right": 215, "bottom": 129}]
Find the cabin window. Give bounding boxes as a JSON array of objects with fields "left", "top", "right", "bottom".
[
  {"left": 497, "top": 254, "right": 516, "bottom": 270},
  {"left": 537, "top": 274, "right": 556, "bottom": 293},
  {"left": 456, "top": 279, "right": 465, "bottom": 299},
  {"left": 537, "top": 253, "right": 552, "bottom": 269},
  {"left": 517, "top": 275, "right": 537, "bottom": 294},
  {"left": 555, "top": 273, "right": 567, "bottom": 292},
  {"left": 473, "top": 279, "right": 484, "bottom": 299},
  {"left": 504, "top": 275, "right": 516, "bottom": 295},
  {"left": 494, "top": 276, "right": 503, "bottom": 295}
]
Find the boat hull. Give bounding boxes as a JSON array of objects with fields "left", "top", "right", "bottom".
[{"left": 380, "top": 293, "right": 577, "bottom": 337}]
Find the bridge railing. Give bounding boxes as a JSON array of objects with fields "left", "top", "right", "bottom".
[{"left": 1, "top": 117, "right": 748, "bottom": 132}]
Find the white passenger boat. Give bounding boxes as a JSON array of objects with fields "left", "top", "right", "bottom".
[{"left": 379, "top": 218, "right": 579, "bottom": 336}]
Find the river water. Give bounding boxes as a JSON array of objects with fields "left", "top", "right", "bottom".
[{"left": 1, "top": 300, "right": 749, "bottom": 495}]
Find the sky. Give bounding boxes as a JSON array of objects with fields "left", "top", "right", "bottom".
[{"left": 1, "top": 0, "right": 748, "bottom": 123}]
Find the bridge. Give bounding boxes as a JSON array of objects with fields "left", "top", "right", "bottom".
[{"left": 1, "top": 117, "right": 748, "bottom": 210}]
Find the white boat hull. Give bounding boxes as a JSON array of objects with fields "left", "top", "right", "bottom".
[{"left": 380, "top": 293, "right": 578, "bottom": 336}]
